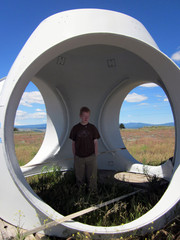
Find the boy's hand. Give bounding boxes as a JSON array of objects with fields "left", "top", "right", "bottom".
[
  {"left": 72, "top": 141, "right": 76, "bottom": 156},
  {"left": 94, "top": 139, "right": 98, "bottom": 156}
]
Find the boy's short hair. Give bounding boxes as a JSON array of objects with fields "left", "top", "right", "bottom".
[{"left": 80, "top": 106, "right": 90, "bottom": 115}]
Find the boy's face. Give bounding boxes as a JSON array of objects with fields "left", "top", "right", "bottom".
[{"left": 80, "top": 111, "right": 90, "bottom": 124}]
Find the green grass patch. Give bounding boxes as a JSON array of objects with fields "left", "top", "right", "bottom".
[{"left": 27, "top": 167, "right": 168, "bottom": 227}]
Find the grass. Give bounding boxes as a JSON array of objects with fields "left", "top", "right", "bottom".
[
  {"left": 28, "top": 169, "right": 140, "bottom": 226},
  {"left": 14, "top": 126, "right": 175, "bottom": 166},
  {"left": 27, "top": 168, "right": 165, "bottom": 224},
  {"left": 13, "top": 127, "right": 179, "bottom": 239},
  {"left": 26, "top": 168, "right": 180, "bottom": 240},
  {"left": 14, "top": 131, "right": 45, "bottom": 166},
  {"left": 120, "top": 126, "right": 175, "bottom": 165}
]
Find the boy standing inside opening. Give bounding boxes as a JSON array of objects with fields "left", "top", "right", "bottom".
[{"left": 69, "top": 107, "right": 100, "bottom": 192}]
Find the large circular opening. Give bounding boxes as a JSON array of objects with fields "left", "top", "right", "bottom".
[
  {"left": 120, "top": 83, "right": 175, "bottom": 166},
  {"left": 2, "top": 23, "right": 180, "bottom": 236},
  {"left": 18, "top": 45, "right": 171, "bottom": 229}
]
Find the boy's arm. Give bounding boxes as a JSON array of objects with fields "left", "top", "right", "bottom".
[
  {"left": 94, "top": 139, "right": 98, "bottom": 156},
  {"left": 72, "top": 141, "right": 76, "bottom": 156}
]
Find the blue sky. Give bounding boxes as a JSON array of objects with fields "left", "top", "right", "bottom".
[
  {"left": 120, "top": 83, "right": 173, "bottom": 124},
  {"left": 0, "top": 0, "right": 180, "bottom": 125}
]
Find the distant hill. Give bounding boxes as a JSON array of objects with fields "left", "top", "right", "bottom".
[
  {"left": 15, "top": 124, "right": 46, "bottom": 132},
  {"left": 123, "top": 122, "right": 174, "bottom": 129}
]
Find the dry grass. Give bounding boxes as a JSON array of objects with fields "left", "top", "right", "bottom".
[
  {"left": 14, "top": 131, "right": 45, "bottom": 166},
  {"left": 120, "top": 126, "right": 175, "bottom": 165},
  {"left": 14, "top": 127, "right": 175, "bottom": 166}
]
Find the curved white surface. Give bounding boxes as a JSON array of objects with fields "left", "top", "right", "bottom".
[
  {"left": 0, "top": 77, "right": 5, "bottom": 96},
  {"left": 0, "top": 9, "right": 179, "bottom": 239}
]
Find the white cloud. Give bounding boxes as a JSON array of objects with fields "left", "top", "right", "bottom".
[
  {"left": 36, "top": 108, "right": 43, "bottom": 112},
  {"left": 16, "top": 110, "right": 27, "bottom": 119},
  {"left": 14, "top": 121, "right": 21, "bottom": 126},
  {"left": 20, "top": 91, "right": 44, "bottom": 107},
  {"left": 140, "top": 83, "right": 158, "bottom": 88},
  {"left": 15, "top": 110, "right": 46, "bottom": 120},
  {"left": 30, "top": 112, "right": 46, "bottom": 119},
  {"left": 171, "top": 50, "right": 180, "bottom": 62},
  {"left": 156, "top": 95, "right": 162, "bottom": 98},
  {"left": 138, "top": 103, "right": 149, "bottom": 106},
  {"left": 164, "top": 98, "right": 169, "bottom": 102},
  {"left": 125, "top": 93, "right": 148, "bottom": 103}
]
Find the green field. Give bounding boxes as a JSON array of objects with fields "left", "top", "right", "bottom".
[
  {"left": 120, "top": 126, "right": 175, "bottom": 165},
  {"left": 14, "top": 131, "right": 45, "bottom": 166},
  {"left": 14, "top": 126, "right": 175, "bottom": 166}
]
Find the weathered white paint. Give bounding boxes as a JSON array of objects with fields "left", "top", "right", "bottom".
[{"left": 0, "top": 9, "right": 179, "bottom": 239}]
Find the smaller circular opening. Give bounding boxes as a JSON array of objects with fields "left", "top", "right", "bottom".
[
  {"left": 14, "top": 81, "right": 47, "bottom": 166},
  {"left": 119, "top": 83, "right": 175, "bottom": 166}
]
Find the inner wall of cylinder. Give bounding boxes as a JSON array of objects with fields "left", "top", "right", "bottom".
[
  {"left": 33, "top": 44, "right": 159, "bottom": 156},
  {"left": 28, "top": 44, "right": 158, "bottom": 171}
]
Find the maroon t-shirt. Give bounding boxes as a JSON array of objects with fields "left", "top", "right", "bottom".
[{"left": 69, "top": 123, "right": 100, "bottom": 157}]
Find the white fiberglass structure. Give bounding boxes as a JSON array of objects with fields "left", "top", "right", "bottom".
[{"left": 0, "top": 9, "right": 179, "bottom": 239}]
